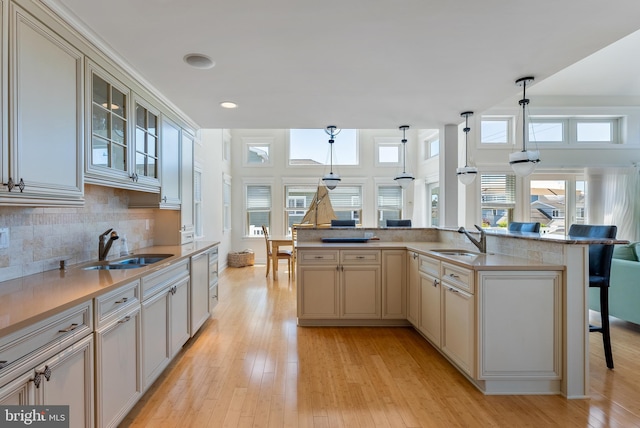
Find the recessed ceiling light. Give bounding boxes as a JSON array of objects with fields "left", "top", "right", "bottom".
[
  {"left": 220, "top": 101, "right": 238, "bottom": 109},
  {"left": 183, "top": 53, "right": 215, "bottom": 69}
]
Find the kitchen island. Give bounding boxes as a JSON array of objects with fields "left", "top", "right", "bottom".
[{"left": 295, "top": 226, "right": 625, "bottom": 399}]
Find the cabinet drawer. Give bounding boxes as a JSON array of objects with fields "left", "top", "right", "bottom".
[
  {"left": 95, "top": 280, "right": 140, "bottom": 328},
  {"left": 341, "top": 250, "right": 381, "bottom": 264},
  {"left": 441, "top": 262, "right": 474, "bottom": 293},
  {"left": 0, "top": 301, "right": 92, "bottom": 379},
  {"left": 419, "top": 255, "right": 439, "bottom": 276},
  {"left": 298, "top": 250, "right": 339, "bottom": 265},
  {"left": 141, "top": 259, "right": 190, "bottom": 300}
]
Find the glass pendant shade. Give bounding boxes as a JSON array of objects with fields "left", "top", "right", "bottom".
[
  {"left": 322, "top": 172, "right": 341, "bottom": 190},
  {"left": 394, "top": 172, "right": 415, "bottom": 188},
  {"left": 456, "top": 166, "right": 478, "bottom": 185},
  {"left": 509, "top": 150, "right": 540, "bottom": 176}
]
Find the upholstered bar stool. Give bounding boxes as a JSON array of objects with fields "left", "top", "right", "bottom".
[
  {"left": 568, "top": 224, "right": 617, "bottom": 369},
  {"left": 508, "top": 222, "right": 540, "bottom": 232}
]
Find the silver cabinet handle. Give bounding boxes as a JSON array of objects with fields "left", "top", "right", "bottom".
[
  {"left": 413, "top": 253, "right": 418, "bottom": 259},
  {"left": 118, "top": 316, "right": 131, "bottom": 324},
  {"left": 432, "top": 279, "right": 439, "bottom": 288},
  {"left": 58, "top": 323, "right": 78, "bottom": 333},
  {"left": 449, "top": 273, "right": 460, "bottom": 279},
  {"left": 115, "top": 297, "right": 129, "bottom": 304},
  {"left": 356, "top": 256, "right": 365, "bottom": 259},
  {"left": 447, "top": 287, "right": 459, "bottom": 293}
]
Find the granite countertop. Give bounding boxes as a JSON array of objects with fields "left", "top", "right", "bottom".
[
  {"left": 0, "top": 241, "right": 219, "bottom": 336},
  {"left": 296, "top": 241, "right": 566, "bottom": 271}
]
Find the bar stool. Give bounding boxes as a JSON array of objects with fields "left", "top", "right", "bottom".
[
  {"left": 508, "top": 222, "right": 540, "bottom": 233},
  {"left": 568, "top": 224, "right": 617, "bottom": 369}
]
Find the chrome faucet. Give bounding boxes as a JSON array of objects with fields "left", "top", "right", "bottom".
[
  {"left": 98, "top": 228, "right": 119, "bottom": 261},
  {"left": 458, "top": 225, "right": 486, "bottom": 253}
]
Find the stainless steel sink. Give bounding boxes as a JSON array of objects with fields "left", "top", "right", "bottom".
[
  {"left": 81, "top": 254, "right": 173, "bottom": 270},
  {"left": 431, "top": 249, "right": 479, "bottom": 257}
]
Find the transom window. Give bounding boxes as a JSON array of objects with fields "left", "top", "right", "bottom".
[
  {"left": 481, "top": 117, "right": 511, "bottom": 144},
  {"left": 528, "top": 117, "right": 620, "bottom": 145},
  {"left": 289, "top": 129, "right": 358, "bottom": 166}
]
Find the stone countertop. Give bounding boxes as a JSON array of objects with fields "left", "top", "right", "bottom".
[
  {"left": 296, "top": 241, "right": 566, "bottom": 271},
  {"left": 0, "top": 241, "right": 219, "bottom": 336},
  {"left": 442, "top": 227, "right": 628, "bottom": 245}
]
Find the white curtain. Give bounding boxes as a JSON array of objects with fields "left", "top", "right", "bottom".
[{"left": 594, "top": 166, "right": 640, "bottom": 241}]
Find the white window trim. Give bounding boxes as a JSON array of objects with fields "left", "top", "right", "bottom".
[
  {"left": 528, "top": 116, "right": 622, "bottom": 147},
  {"left": 242, "top": 137, "right": 274, "bottom": 167},
  {"left": 223, "top": 173, "right": 232, "bottom": 233},
  {"left": 244, "top": 179, "right": 274, "bottom": 238},
  {"left": 480, "top": 115, "right": 515, "bottom": 147},
  {"left": 374, "top": 137, "right": 402, "bottom": 167}
]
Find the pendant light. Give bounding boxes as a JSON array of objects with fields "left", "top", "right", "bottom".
[
  {"left": 509, "top": 76, "right": 540, "bottom": 176},
  {"left": 322, "top": 125, "right": 341, "bottom": 190},
  {"left": 394, "top": 125, "right": 415, "bottom": 188},
  {"left": 457, "top": 111, "right": 477, "bottom": 185}
]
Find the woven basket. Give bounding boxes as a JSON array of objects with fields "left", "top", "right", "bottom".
[{"left": 228, "top": 250, "right": 255, "bottom": 267}]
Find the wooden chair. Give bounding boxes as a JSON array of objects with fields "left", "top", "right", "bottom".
[
  {"left": 262, "top": 225, "right": 292, "bottom": 278},
  {"left": 568, "top": 224, "right": 617, "bottom": 369}
]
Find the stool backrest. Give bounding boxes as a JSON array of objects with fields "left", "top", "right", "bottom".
[
  {"left": 508, "top": 222, "right": 540, "bottom": 233},
  {"left": 568, "top": 224, "right": 617, "bottom": 281},
  {"left": 331, "top": 219, "right": 356, "bottom": 227},
  {"left": 386, "top": 219, "right": 412, "bottom": 227}
]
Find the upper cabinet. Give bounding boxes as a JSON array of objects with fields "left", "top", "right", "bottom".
[
  {"left": 85, "top": 61, "right": 159, "bottom": 193},
  {"left": 0, "top": 3, "right": 83, "bottom": 206}
]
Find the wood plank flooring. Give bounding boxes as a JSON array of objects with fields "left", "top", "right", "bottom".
[{"left": 121, "top": 264, "right": 640, "bottom": 427}]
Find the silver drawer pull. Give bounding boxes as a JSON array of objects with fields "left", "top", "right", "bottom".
[
  {"left": 0, "top": 360, "right": 8, "bottom": 369},
  {"left": 356, "top": 256, "right": 365, "bottom": 259},
  {"left": 115, "top": 297, "right": 129, "bottom": 304},
  {"left": 448, "top": 287, "right": 459, "bottom": 293},
  {"left": 58, "top": 323, "right": 78, "bottom": 333},
  {"left": 449, "top": 273, "right": 460, "bottom": 279},
  {"left": 314, "top": 256, "right": 324, "bottom": 259},
  {"left": 118, "top": 316, "right": 131, "bottom": 324}
]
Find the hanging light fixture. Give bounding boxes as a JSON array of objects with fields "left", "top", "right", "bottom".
[
  {"left": 457, "top": 111, "right": 477, "bottom": 185},
  {"left": 394, "top": 125, "right": 415, "bottom": 188},
  {"left": 322, "top": 125, "right": 341, "bottom": 190},
  {"left": 509, "top": 76, "right": 540, "bottom": 176}
]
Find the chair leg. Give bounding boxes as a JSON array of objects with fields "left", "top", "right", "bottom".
[
  {"left": 600, "top": 287, "right": 614, "bottom": 369},
  {"left": 265, "top": 255, "right": 270, "bottom": 277}
]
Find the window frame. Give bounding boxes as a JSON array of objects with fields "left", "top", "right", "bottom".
[
  {"left": 223, "top": 174, "right": 232, "bottom": 233},
  {"left": 480, "top": 116, "right": 513, "bottom": 145},
  {"left": 527, "top": 116, "right": 622, "bottom": 146},
  {"left": 376, "top": 184, "right": 403, "bottom": 227},
  {"left": 287, "top": 128, "right": 360, "bottom": 167},
  {"left": 245, "top": 183, "right": 272, "bottom": 237},
  {"left": 374, "top": 137, "right": 402, "bottom": 167},
  {"left": 242, "top": 137, "right": 273, "bottom": 167},
  {"left": 480, "top": 173, "right": 516, "bottom": 229}
]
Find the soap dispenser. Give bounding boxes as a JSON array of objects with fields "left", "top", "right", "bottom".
[{"left": 120, "top": 235, "right": 130, "bottom": 256}]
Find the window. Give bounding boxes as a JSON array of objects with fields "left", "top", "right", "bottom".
[
  {"left": 243, "top": 138, "right": 272, "bottom": 166},
  {"left": 429, "top": 138, "right": 440, "bottom": 158},
  {"left": 246, "top": 185, "right": 271, "bottom": 236},
  {"left": 91, "top": 72, "right": 128, "bottom": 170},
  {"left": 134, "top": 101, "right": 158, "bottom": 179},
  {"left": 223, "top": 174, "right": 232, "bottom": 232},
  {"left": 377, "top": 186, "right": 403, "bottom": 227},
  {"left": 377, "top": 143, "right": 401, "bottom": 166},
  {"left": 284, "top": 185, "right": 362, "bottom": 232},
  {"left": 428, "top": 184, "right": 439, "bottom": 226},
  {"left": 576, "top": 120, "right": 616, "bottom": 143},
  {"left": 289, "top": 129, "right": 358, "bottom": 165},
  {"left": 194, "top": 167, "right": 202, "bottom": 238},
  {"left": 530, "top": 180, "right": 566, "bottom": 235},
  {"left": 528, "top": 119, "right": 565, "bottom": 143},
  {"left": 481, "top": 117, "right": 511, "bottom": 144},
  {"left": 481, "top": 174, "right": 516, "bottom": 228},
  {"left": 575, "top": 180, "right": 585, "bottom": 225}
]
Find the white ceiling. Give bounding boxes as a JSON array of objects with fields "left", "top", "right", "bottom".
[{"left": 46, "top": 0, "right": 640, "bottom": 129}]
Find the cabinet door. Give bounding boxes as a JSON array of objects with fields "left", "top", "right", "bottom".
[
  {"left": 0, "top": 371, "right": 34, "bottom": 405},
  {"left": 160, "top": 117, "right": 181, "bottom": 207},
  {"left": 141, "top": 289, "right": 170, "bottom": 390},
  {"left": 298, "top": 265, "right": 339, "bottom": 319},
  {"left": 419, "top": 271, "right": 441, "bottom": 347},
  {"left": 35, "top": 334, "right": 94, "bottom": 428},
  {"left": 381, "top": 250, "right": 406, "bottom": 319},
  {"left": 181, "top": 130, "right": 194, "bottom": 232},
  {"left": 190, "top": 252, "right": 210, "bottom": 336},
  {"left": 7, "top": 5, "right": 83, "bottom": 202},
  {"left": 341, "top": 265, "right": 381, "bottom": 319},
  {"left": 95, "top": 306, "right": 141, "bottom": 428},
  {"left": 407, "top": 252, "right": 420, "bottom": 326},
  {"left": 169, "top": 276, "right": 190, "bottom": 358},
  {"left": 441, "top": 284, "right": 475, "bottom": 377}
]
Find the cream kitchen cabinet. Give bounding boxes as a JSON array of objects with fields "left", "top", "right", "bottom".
[
  {"left": 297, "top": 250, "right": 340, "bottom": 320},
  {"left": 340, "top": 250, "right": 381, "bottom": 319},
  {"left": 418, "top": 256, "right": 442, "bottom": 348},
  {"left": 209, "top": 246, "right": 219, "bottom": 312},
  {"left": 94, "top": 280, "right": 142, "bottom": 428},
  {"left": 407, "top": 251, "right": 420, "bottom": 326},
  {"left": 190, "top": 250, "right": 210, "bottom": 336},
  {"left": 1, "top": 3, "right": 84, "bottom": 206},
  {"left": 0, "top": 301, "right": 94, "bottom": 428},
  {"left": 381, "top": 250, "right": 406, "bottom": 319},
  {"left": 141, "top": 259, "right": 190, "bottom": 391}
]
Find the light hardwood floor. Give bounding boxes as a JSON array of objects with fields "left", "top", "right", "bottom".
[{"left": 121, "top": 264, "right": 640, "bottom": 427}]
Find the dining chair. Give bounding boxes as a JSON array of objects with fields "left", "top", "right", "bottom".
[
  {"left": 386, "top": 219, "right": 412, "bottom": 227},
  {"left": 568, "top": 224, "right": 617, "bottom": 369},
  {"left": 261, "top": 225, "right": 292, "bottom": 278},
  {"left": 508, "top": 222, "right": 540, "bottom": 233}
]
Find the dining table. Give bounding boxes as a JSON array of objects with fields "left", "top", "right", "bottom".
[{"left": 268, "top": 235, "right": 295, "bottom": 279}]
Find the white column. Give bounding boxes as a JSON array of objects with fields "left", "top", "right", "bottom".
[{"left": 440, "top": 124, "right": 459, "bottom": 228}]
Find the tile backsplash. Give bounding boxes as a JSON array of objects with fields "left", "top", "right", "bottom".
[{"left": 0, "top": 184, "right": 156, "bottom": 282}]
